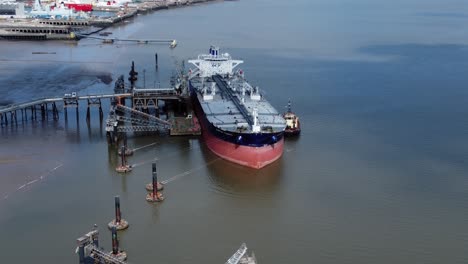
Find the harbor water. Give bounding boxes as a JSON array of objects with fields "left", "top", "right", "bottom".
[{"left": 1, "top": 0, "right": 468, "bottom": 263}]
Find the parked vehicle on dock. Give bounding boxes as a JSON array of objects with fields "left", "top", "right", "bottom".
[{"left": 64, "top": 92, "right": 77, "bottom": 98}]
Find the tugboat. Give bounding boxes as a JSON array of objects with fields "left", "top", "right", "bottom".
[{"left": 283, "top": 100, "right": 300, "bottom": 136}]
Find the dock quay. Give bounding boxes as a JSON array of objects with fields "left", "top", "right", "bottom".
[
  {"left": 0, "top": 0, "right": 221, "bottom": 41},
  {"left": 0, "top": 20, "right": 77, "bottom": 40},
  {"left": 87, "top": 8, "right": 138, "bottom": 28},
  {"left": 105, "top": 86, "right": 201, "bottom": 140}
]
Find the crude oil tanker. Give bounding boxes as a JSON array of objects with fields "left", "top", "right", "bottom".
[{"left": 188, "top": 46, "right": 286, "bottom": 169}]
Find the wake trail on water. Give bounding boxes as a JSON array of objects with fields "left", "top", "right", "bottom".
[
  {"left": 161, "top": 156, "right": 222, "bottom": 185},
  {"left": 2, "top": 163, "right": 63, "bottom": 201},
  {"left": 132, "top": 142, "right": 158, "bottom": 152},
  {"left": 127, "top": 134, "right": 298, "bottom": 185}
]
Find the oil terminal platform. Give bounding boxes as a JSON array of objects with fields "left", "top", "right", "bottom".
[{"left": 0, "top": 74, "right": 200, "bottom": 139}]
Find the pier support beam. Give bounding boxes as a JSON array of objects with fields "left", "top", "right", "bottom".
[
  {"left": 86, "top": 107, "right": 90, "bottom": 123},
  {"left": 41, "top": 104, "right": 46, "bottom": 120},
  {"left": 146, "top": 162, "right": 164, "bottom": 202},
  {"left": 108, "top": 196, "right": 129, "bottom": 230},
  {"left": 85, "top": 98, "right": 103, "bottom": 124},
  {"left": 116, "top": 145, "right": 132, "bottom": 173},
  {"left": 99, "top": 105, "right": 103, "bottom": 121},
  {"left": 155, "top": 52, "right": 158, "bottom": 71},
  {"left": 10, "top": 111, "right": 16, "bottom": 124},
  {"left": 78, "top": 245, "right": 85, "bottom": 264},
  {"left": 118, "top": 134, "right": 133, "bottom": 156},
  {"left": 110, "top": 226, "right": 127, "bottom": 261},
  {"left": 52, "top": 102, "right": 58, "bottom": 120}
]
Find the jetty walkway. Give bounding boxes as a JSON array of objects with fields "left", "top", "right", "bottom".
[
  {"left": 0, "top": 89, "right": 200, "bottom": 138},
  {"left": 0, "top": 93, "right": 131, "bottom": 125}
]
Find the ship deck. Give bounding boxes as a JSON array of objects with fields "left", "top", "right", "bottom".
[{"left": 190, "top": 76, "right": 285, "bottom": 133}]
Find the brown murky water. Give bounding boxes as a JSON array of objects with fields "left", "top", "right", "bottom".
[{"left": 0, "top": 0, "right": 468, "bottom": 263}]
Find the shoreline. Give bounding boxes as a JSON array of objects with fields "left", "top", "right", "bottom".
[{"left": 0, "top": 0, "right": 223, "bottom": 41}]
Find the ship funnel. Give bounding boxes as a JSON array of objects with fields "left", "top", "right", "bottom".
[{"left": 209, "top": 46, "right": 219, "bottom": 57}]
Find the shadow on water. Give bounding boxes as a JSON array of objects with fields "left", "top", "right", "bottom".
[
  {"left": 64, "top": 109, "right": 81, "bottom": 144},
  {"left": 0, "top": 63, "right": 113, "bottom": 104},
  {"left": 86, "top": 119, "right": 104, "bottom": 142}
]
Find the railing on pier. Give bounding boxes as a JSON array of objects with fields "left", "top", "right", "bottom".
[
  {"left": 110, "top": 104, "right": 172, "bottom": 133},
  {"left": 0, "top": 93, "right": 132, "bottom": 114},
  {"left": 90, "top": 246, "right": 128, "bottom": 264},
  {"left": 75, "top": 34, "right": 177, "bottom": 47},
  {"left": 212, "top": 75, "right": 254, "bottom": 125}
]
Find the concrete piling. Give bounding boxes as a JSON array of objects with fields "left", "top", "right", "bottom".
[
  {"left": 92, "top": 232, "right": 99, "bottom": 248},
  {"left": 116, "top": 145, "right": 132, "bottom": 172},
  {"left": 78, "top": 244, "right": 85, "bottom": 264},
  {"left": 146, "top": 162, "right": 164, "bottom": 192},
  {"left": 152, "top": 169, "right": 158, "bottom": 198},
  {"left": 111, "top": 226, "right": 118, "bottom": 255},
  {"left": 118, "top": 134, "right": 134, "bottom": 156},
  {"left": 110, "top": 226, "right": 127, "bottom": 261},
  {"left": 155, "top": 52, "right": 158, "bottom": 71},
  {"left": 108, "top": 196, "right": 129, "bottom": 230},
  {"left": 99, "top": 105, "right": 103, "bottom": 121},
  {"left": 86, "top": 107, "right": 90, "bottom": 122},
  {"left": 146, "top": 162, "right": 164, "bottom": 202},
  {"left": 52, "top": 102, "right": 58, "bottom": 120},
  {"left": 115, "top": 196, "right": 121, "bottom": 224}
]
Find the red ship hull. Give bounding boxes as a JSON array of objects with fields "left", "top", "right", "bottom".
[
  {"left": 64, "top": 3, "right": 93, "bottom": 12},
  {"left": 203, "top": 128, "right": 284, "bottom": 169},
  {"left": 196, "top": 105, "right": 284, "bottom": 169}
]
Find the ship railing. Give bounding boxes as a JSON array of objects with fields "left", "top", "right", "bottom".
[
  {"left": 212, "top": 75, "right": 254, "bottom": 126},
  {"left": 198, "top": 54, "right": 231, "bottom": 60}
]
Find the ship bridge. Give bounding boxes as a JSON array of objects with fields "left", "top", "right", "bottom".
[{"left": 188, "top": 46, "right": 243, "bottom": 78}]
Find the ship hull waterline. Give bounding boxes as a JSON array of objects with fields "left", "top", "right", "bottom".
[{"left": 193, "top": 96, "right": 284, "bottom": 169}]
